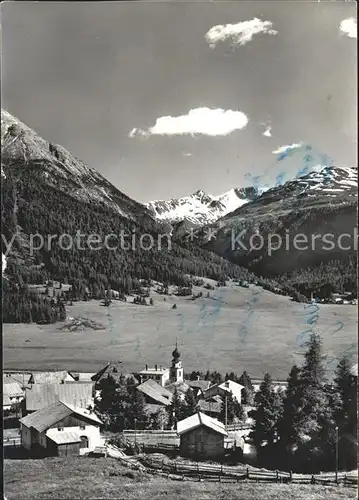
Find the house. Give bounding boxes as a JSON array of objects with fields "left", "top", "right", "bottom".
[
  {"left": 25, "top": 382, "right": 94, "bottom": 413},
  {"left": 197, "top": 398, "right": 222, "bottom": 419},
  {"left": 28, "top": 371, "right": 76, "bottom": 385},
  {"left": 3, "top": 377, "right": 25, "bottom": 410},
  {"left": 91, "top": 362, "right": 133, "bottom": 387},
  {"left": 184, "top": 379, "right": 211, "bottom": 398},
  {"left": 68, "top": 372, "right": 96, "bottom": 382},
  {"left": 19, "top": 401, "right": 103, "bottom": 457},
  {"left": 3, "top": 372, "right": 32, "bottom": 389},
  {"left": 177, "top": 411, "right": 228, "bottom": 459},
  {"left": 203, "top": 380, "right": 244, "bottom": 404},
  {"left": 136, "top": 379, "right": 172, "bottom": 406},
  {"left": 135, "top": 342, "right": 184, "bottom": 387},
  {"left": 3, "top": 395, "right": 12, "bottom": 412},
  {"left": 136, "top": 365, "right": 170, "bottom": 387},
  {"left": 166, "top": 380, "right": 190, "bottom": 400}
]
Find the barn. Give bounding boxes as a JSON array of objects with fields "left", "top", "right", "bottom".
[
  {"left": 19, "top": 400, "right": 103, "bottom": 457},
  {"left": 177, "top": 411, "right": 228, "bottom": 460}
]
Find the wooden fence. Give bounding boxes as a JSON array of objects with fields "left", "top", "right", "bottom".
[{"left": 138, "top": 454, "right": 358, "bottom": 487}]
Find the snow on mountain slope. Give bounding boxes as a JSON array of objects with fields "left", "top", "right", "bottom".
[
  {"left": 1, "top": 110, "right": 154, "bottom": 225},
  {"left": 146, "top": 186, "right": 259, "bottom": 225},
  {"left": 198, "top": 164, "right": 357, "bottom": 276}
]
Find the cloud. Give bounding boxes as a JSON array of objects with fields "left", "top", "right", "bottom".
[
  {"left": 182, "top": 152, "right": 193, "bottom": 157},
  {"left": 129, "top": 107, "right": 249, "bottom": 137},
  {"left": 272, "top": 143, "right": 303, "bottom": 155},
  {"left": 205, "top": 18, "right": 278, "bottom": 48},
  {"left": 262, "top": 126, "right": 272, "bottom": 138},
  {"left": 339, "top": 18, "right": 357, "bottom": 39}
]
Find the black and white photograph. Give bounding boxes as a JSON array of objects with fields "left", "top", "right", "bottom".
[{"left": 1, "top": 1, "right": 357, "bottom": 499}]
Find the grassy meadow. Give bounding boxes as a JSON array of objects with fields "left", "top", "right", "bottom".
[
  {"left": 3, "top": 282, "right": 357, "bottom": 378},
  {"left": 4, "top": 457, "right": 357, "bottom": 500}
]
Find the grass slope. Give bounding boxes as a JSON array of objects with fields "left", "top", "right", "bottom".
[
  {"left": 3, "top": 283, "right": 357, "bottom": 378},
  {"left": 4, "top": 457, "right": 357, "bottom": 500}
]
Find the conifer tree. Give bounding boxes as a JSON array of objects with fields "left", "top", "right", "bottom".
[
  {"left": 182, "top": 388, "right": 198, "bottom": 418},
  {"left": 295, "top": 334, "right": 329, "bottom": 439},
  {"left": 167, "top": 388, "right": 183, "bottom": 429},
  {"left": 278, "top": 365, "right": 302, "bottom": 451},
  {"left": 220, "top": 392, "right": 245, "bottom": 425},
  {"left": 239, "top": 371, "right": 254, "bottom": 405},
  {"left": 251, "top": 373, "right": 283, "bottom": 448},
  {"left": 333, "top": 355, "right": 357, "bottom": 469}
]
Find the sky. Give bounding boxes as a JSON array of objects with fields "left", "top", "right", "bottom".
[{"left": 1, "top": 1, "right": 357, "bottom": 202}]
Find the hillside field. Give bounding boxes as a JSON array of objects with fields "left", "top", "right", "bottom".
[
  {"left": 3, "top": 282, "right": 357, "bottom": 378},
  {"left": 4, "top": 457, "right": 357, "bottom": 500}
]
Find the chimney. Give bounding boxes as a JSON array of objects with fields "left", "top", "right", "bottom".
[
  {"left": 145, "top": 364, "right": 148, "bottom": 370},
  {"left": 155, "top": 364, "right": 158, "bottom": 371},
  {"left": 225, "top": 381, "right": 229, "bottom": 388},
  {"left": 197, "top": 375, "right": 200, "bottom": 381}
]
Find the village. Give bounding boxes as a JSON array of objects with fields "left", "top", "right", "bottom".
[{"left": 4, "top": 344, "right": 282, "bottom": 462}]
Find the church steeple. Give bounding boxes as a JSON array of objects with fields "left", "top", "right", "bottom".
[
  {"left": 170, "top": 340, "right": 183, "bottom": 383},
  {"left": 172, "top": 339, "right": 180, "bottom": 362}
]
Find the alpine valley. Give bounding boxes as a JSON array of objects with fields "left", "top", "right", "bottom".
[{"left": 1, "top": 109, "right": 357, "bottom": 324}]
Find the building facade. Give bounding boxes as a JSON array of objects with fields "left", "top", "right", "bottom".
[
  {"left": 19, "top": 401, "right": 103, "bottom": 457},
  {"left": 177, "top": 412, "right": 228, "bottom": 460}
]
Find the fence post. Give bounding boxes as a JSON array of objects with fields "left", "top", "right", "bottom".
[
  {"left": 276, "top": 469, "right": 279, "bottom": 483},
  {"left": 246, "top": 467, "right": 249, "bottom": 479},
  {"left": 289, "top": 470, "right": 292, "bottom": 482},
  {"left": 311, "top": 475, "right": 315, "bottom": 485}
]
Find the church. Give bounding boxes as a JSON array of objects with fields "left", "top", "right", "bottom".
[{"left": 136, "top": 343, "right": 184, "bottom": 387}]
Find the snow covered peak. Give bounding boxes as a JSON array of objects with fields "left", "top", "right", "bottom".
[{"left": 146, "top": 186, "right": 260, "bottom": 225}]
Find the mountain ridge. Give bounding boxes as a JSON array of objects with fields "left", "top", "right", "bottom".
[{"left": 146, "top": 186, "right": 260, "bottom": 226}]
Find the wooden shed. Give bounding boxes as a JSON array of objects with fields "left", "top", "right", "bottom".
[{"left": 177, "top": 411, "right": 228, "bottom": 460}]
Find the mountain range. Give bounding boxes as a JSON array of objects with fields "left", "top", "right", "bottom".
[
  {"left": 146, "top": 187, "right": 259, "bottom": 226},
  {"left": 198, "top": 164, "right": 357, "bottom": 292},
  {"left": 1, "top": 109, "right": 256, "bottom": 308},
  {"left": 1, "top": 108, "right": 357, "bottom": 314}
]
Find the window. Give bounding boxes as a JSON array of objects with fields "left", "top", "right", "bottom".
[
  {"left": 80, "top": 425, "right": 85, "bottom": 430},
  {"left": 80, "top": 436, "right": 89, "bottom": 448},
  {"left": 57, "top": 427, "right": 64, "bottom": 431}
]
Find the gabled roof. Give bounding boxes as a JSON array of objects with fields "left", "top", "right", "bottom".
[
  {"left": 166, "top": 381, "right": 190, "bottom": 394},
  {"left": 137, "top": 379, "right": 172, "bottom": 406},
  {"left": 46, "top": 429, "right": 81, "bottom": 445},
  {"left": 28, "top": 371, "right": 76, "bottom": 384},
  {"left": 177, "top": 412, "right": 228, "bottom": 437},
  {"left": 91, "top": 362, "right": 131, "bottom": 384},
  {"left": 25, "top": 382, "right": 94, "bottom": 411},
  {"left": 3, "top": 395, "right": 12, "bottom": 407},
  {"left": 3, "top": 372, "right": 32, "bottom": 387},
  {"left": 198, "top": 399, "right": 221, "bottom": 414},
  {"left": 184, "top": 379, "right": 211, "bottom": 391},
  {"left": 218, "top": 380, "right": 245, "bottom": 392},
  {"left": 3, "top": 380, "right": 24, "bottom": 398},
  {"left": 68, "top": 372, "right": 96, "bottom": 382},
  {"left": 19, "top": 401, "right": 102, "bottom": 432}
]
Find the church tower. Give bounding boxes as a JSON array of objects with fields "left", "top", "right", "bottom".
[{"left": 170, "top": 341, "right": 183, "bottom": 383}]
